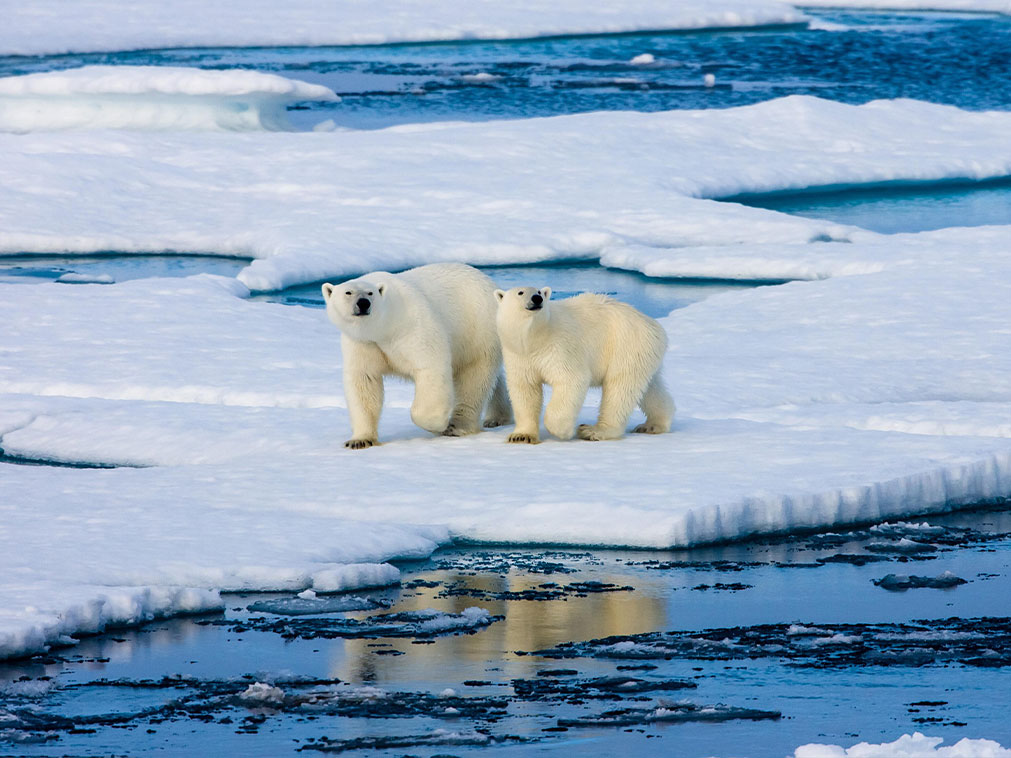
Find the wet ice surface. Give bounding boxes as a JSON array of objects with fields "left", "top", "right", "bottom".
[
  {"left": 2, "top": 507, "right": 1009, "bottom": 757},
  {"left": 0, "top": 253, "right": 250, "bottom": 285},
  {"left": 2, "top": 11, "right": 1009, "bottom": 129}
]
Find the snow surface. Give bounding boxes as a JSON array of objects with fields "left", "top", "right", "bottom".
[
  {"left": 5, "top": 96, "right": 1011, "bottom": 291},
  {"left": 0, "top": 1, "right": 809, "bottom": 57},
  {"left": 0, "top": 66, "right": 337, "bottom": 133},
  {"left": 4, "top": 88, "right": 1011, "bottom": 658},
  {"left": 791, "top": 732, "right": 1011, "bottom": 757}
]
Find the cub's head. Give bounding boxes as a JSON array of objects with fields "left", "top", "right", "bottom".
[
  {"left": 494, "top": 286, "right": 551, "bottom": 325},
  {"left": 321, "top": 278, "right": 387, "bottom": 336}
]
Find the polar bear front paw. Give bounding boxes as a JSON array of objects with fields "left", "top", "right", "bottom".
[
  {"left": 507, "top": 432, "right": 540, "bottom": 444},
  {"left": 577, "top": 424, "right": 620, "bottom": 441},
  {"left": 345, "top": 438, "right": 377, "bottom": 450}
]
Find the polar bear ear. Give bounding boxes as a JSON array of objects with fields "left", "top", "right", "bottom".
[
  {"left": 377, "top": 284, "right": 385, "bottom": 296},
  {"left": 494, "top": 289, "right": 505, "bottom": 301},
  {"left": 541, "top": 287, "right": 552, "bottom": 300},
  {"left": 321, "top": 283, "right": 334, "bottom": 301}
]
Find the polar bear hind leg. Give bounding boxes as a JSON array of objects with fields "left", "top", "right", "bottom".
[
  {"left": 482, "top": 374, "right": 514, "bottom": 428},
  {"left": 633, "top": 373, "right": 675, "bottom": 434},
  {"left": 578, "top": 369, "right": 653, "bottom": 441},
  {"left": 444, "top": 358, "right": 498, "bottom": 436}
]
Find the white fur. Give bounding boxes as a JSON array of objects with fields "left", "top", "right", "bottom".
[
  {"left": 322, "top": 263, "right": 511, "bottom": 449},
  {"left": 495, "top": 286, "right": 675, "bottom": 443}
]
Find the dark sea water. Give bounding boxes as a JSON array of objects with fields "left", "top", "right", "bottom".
[{"left": 3, "top": 11, "right": 1010, "bottom": 129}]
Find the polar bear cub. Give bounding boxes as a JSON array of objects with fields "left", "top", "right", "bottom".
[
  {"left": 494, "top": 286, "right": 674, "bottom": 443},
  {"left": 322, "top": 263, "right": 512, "bottom": 449}
]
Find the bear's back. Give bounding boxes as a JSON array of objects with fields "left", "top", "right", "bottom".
[
  {"left": 395, "top": 263, "right": 500, "bottom": 360},
  {"left": 555, "top": 292, "right": 666, "bottom": 354}
]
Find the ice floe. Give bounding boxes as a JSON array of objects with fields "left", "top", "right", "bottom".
[
  {"left": 791, "top": 732, "right": 1011, "bottom": 758},
  {"left": 0, "top": 66, "right": 337, "bottom": 133},
  {"left": 4, "top": 96, "right": 1011, "bottom": 290}
]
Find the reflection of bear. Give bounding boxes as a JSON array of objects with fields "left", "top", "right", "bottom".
[
  {"left": 495, "top": 286, "right": 674, "bottom": 443},
  {"left": 322, "top": 263, "right": 511, "bottom": 449}
]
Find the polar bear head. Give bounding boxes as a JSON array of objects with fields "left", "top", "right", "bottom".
[
  {"left": 494, "top": 286, "right": 552, "bottom": 319},
  {"left": 321, "top": 277, "right": 390, "bottom": 339}
]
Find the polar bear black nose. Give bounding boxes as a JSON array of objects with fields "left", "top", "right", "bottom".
[
  {"left": 356, "top": 297, "right": 371, "bottom": 315},
  {"left": 531, "top": 293, "right": 543, "bottom": 305}
]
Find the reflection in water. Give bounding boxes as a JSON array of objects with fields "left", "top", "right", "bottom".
[{"left": 335, "top": 568, "right": 670, "bottom": 684}]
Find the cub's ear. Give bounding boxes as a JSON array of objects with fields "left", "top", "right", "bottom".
[
  {"left": 321, "top": 283, "right": 335, "bottom": 301},
  {"left": 541, "top": 287, "right": 552, "bottom": 300},
  {"left": 494, "top": 289, "right": 505, "bottom": 301},
  {"left": 377, "top": 284, "right": 385, "bottom": 296}
]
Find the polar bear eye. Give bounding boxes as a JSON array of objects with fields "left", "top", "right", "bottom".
[
  {"left": 367, "top": 292, "right": 373, "bottom": 296},
  {"left": 518, "top": 290, "right": 524, "bottom": 296},
  {"left": 345, "top": 291, "right": 352, "bottom": 296}
]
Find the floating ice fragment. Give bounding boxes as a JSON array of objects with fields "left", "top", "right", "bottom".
[
  {"left": 460, "top": 72, "right": 501, "bottom": 83},
  {"left": 55, "top": 272, "right": 114, "bottom": 284},
  {"left": 246, "top": 594, "right": 384, "bottom": 615},
  {"left": 792, "top": 731, "right": 1011, "bottom": 757},
  {"left": 296, "top": 589, "right": 316, "bottom": 600},
  {"left": 239, "top": 682, "right": 284, "bottom": 704},
  {"left": 630, "top": 53, "right": 655, "bottom": 65},
  {"left": 704, "top": 72, "right": 716, "bottom": 87},
  {"left": 0, "top": 65, "right": 338, "bottom": 133},
  {"left": 874, "top": 572, "right": 967, "bottom": 591}
]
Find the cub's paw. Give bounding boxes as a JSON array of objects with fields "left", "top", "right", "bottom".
[
  {"left": 483, "top": 416, "right": 512, "bottom": 429},
  {"left": 345, "top": 438, "right": 377, "bottom": 450},
  {"left": 507, "top": 432, "right": 540, "bottom": 444},
  {"left": 633, "top": 423, "right": 665, "bottom": 435}
]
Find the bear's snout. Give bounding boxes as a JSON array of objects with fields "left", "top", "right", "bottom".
[
  {"left": 527, "top": 293, "right": 543, "bottom": 310},
  {"left": 354, "top": 297, "right": 372, "bottom": 316}
]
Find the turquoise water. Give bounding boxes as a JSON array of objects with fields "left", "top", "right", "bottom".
[
  {"left": 728, "top": 178, "right": 1011, "bottom": 234},
  {"left": 0, "top": 256, "right": 761, "bottom": 319}
]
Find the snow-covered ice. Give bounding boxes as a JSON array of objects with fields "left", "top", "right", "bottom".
[
  {"left": 791, "top": 732, "right": 1011, "bottom": 758},
  {"left": 3, "top": 74, "right": 1011, "bottom": 659},
  {"left": 0, "top": 66, "right": 337, "bottom": 133},
  {"left": 0, "top": 1, "right": 809, "bottom": 57},
  {"left": 5, "top": 96, "right": 1011, "bottom": 291}
]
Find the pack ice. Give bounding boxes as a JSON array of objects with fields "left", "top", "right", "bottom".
[{"left": 3, "top": 67, "right": 1011, "bottom": 659}]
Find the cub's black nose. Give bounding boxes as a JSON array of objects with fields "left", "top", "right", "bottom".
[
  {"left": 531, "top": 293, "right": 543, "bottom": 305},
  {"left": 356, "top": 297, "right": 371, "bottom": 314}
]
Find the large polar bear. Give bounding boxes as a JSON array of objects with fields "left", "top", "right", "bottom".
[
  {"left": 494, "top": 286, "right": 674, "bottom": 443},
  {"left": 322, "top": 263, "right": 512, "bottom": 449}
]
